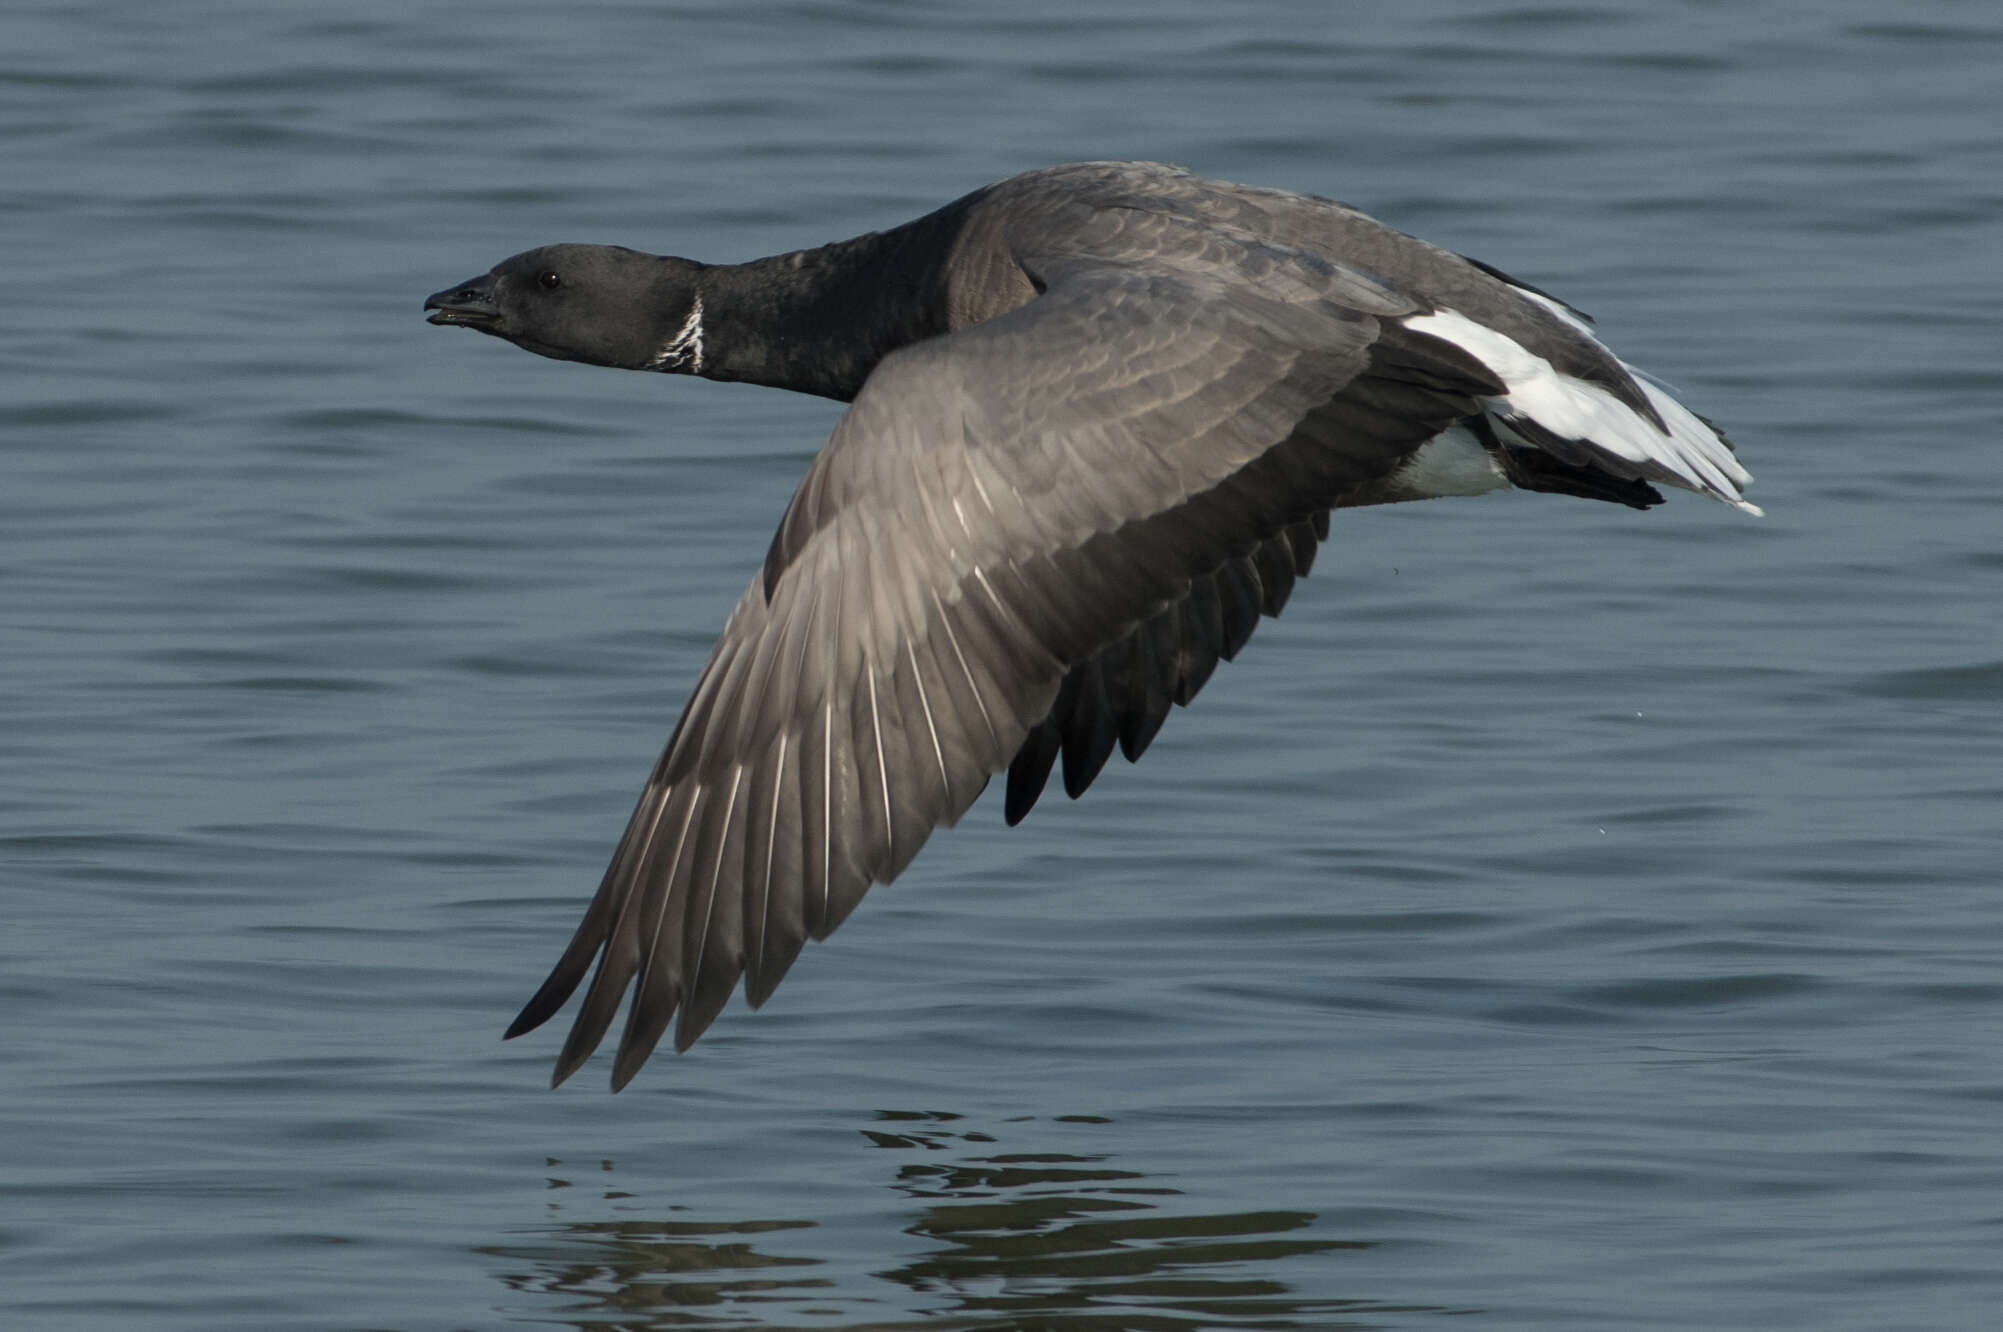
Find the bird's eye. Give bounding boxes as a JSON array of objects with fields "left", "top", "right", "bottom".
[{"left": 537, "top": 270, "right": 562, "bottom": 291}]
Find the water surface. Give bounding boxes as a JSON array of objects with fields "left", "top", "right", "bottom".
[{"left": 5, "top": 2, "right": 2002, "bottom": 1328}]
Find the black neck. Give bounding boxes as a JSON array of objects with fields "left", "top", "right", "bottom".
[{"left": 682, "top": 203, "right": 975, "bottom": 403}]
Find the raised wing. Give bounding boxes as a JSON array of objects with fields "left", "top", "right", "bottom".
[{"left": 508, "top": 230, "right": 1503, "bottom": 1087}]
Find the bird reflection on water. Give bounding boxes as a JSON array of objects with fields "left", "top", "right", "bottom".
[{"left": 480, "top": 1111, "right": 1468, "bottom": 1328}]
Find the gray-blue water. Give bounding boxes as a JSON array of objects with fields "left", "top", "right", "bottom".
[{"left": 6, "top": 2, "right": 2002, "bottom": 1328}]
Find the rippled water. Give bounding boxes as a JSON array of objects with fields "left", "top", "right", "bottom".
[{"left": 6, "top": 2, "right": 2002, "bottom": 1329}]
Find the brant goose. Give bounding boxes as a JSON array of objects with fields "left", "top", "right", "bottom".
[{"left": 425, "top": 161, "right": 1756, "bottom": 1088}]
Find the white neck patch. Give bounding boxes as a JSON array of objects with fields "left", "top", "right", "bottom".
[{"left": 649, "top": 295, "right": 705, "bottom": 373}]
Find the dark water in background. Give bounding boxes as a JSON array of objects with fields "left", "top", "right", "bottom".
[{"left": 6, "top": 2, "right": 2003, "bottom": 1328}]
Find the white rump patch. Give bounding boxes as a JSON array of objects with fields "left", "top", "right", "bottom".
[
  {"left": 1402, "top": 308, "right": 1760, "bottom": 515},
  {"left": 649, "top": 295, "right": 706, "bottom": 373}
]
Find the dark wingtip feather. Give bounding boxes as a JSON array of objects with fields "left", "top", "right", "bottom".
[
  {"left": 672, "top": 1007, "right": 718, "bottom": 1054},
  {"left": 550, "top": 1042, "right": 592, "bottom": 1089},
  {"left": 504, "top": 849, "right": 636, "bottom": 1043},
  {"left": 744, "top": 928, "right": 807, "bottom": 1008},
  {"left": 547, "top": 946, "right": 639, "bottom": 1092},
  {"left": 1005, "top": 711, "right": 1064, "bottom": 825},
  {"left": 609, "top": 1038, "right": 651, "bottom": 1092},
  {"left": 609, "top": 971, "right": 681, "bottom": 1093},
  {"left": 1216, "top": 556, "right": 1263, "bottom": 660},
  {"left": 1117, "top": 703, "right": 1170, "bottom": 764},
  {"left": 505, "top": 958, "right": 589, "bottom": 1040},
  {"left": 1059, "top": 661, "right": 1118, "bottom": 800},
  {"left": 674, "top": 953, "right": 741, "bottom": 1054},
  {"left": 1114, "top": 610, "right": 1175, "bottom": 763},
  {"left": 1251, "top": 538, "right": 1296, "bottom": 616}
]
